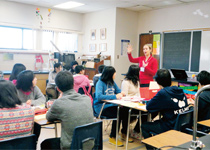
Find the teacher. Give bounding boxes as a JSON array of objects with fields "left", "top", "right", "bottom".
[{"left": 127, "top": 44, "right": 158, "bottom": 87}]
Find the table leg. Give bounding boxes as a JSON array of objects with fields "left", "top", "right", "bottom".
[
  {"left": 126, "top": 108, "right": 132, "bottom": 150},
  {"left": 116, "top": 106, "right": 120, "bottom": 150},
  {"left": 55, "top": 122, "right": 58, "bottom": 137},
  {"left": 139, "top": 111, "right": 142, "bottom": 140},
  {"left": 147, "top": 113, "right": 151, "bottom": 122}
]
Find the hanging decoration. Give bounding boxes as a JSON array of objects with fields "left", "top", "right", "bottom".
[
  {"left": 36, "top": 8, "right": 43, "bottom": 28},
  {"left": 48, "top": 8, "right": 52, "bottom": 23}
]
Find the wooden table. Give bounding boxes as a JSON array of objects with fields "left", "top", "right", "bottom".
[
  {"left": 34, "top": 114, "right": 59, "bottom": 137},
  {"left": 198, "top": 119, "right": 210, "bottom": 127},
  {"left": 142, "top": 130, "right": 192, "bottom": 150},
  {"left": 169, "top": 134, "right": 210, "bottom": 150},
  {"left": 103, "top": 99, "right": 148, "bottom": 150}
]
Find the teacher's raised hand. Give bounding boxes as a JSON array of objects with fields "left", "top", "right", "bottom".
[{"left": 127, "top": 44, "right": 133, "bottom": 54}]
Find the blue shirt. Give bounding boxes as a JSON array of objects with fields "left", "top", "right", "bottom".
[{"left": 94, "top": 79, "right": 121, "bottom": 116}]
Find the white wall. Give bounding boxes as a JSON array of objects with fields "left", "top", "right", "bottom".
[
  {"left": 0, "top": 0, "right": 84, "bottom": 71},
  {"left": 137, "top": 1, "right": 210, "bottom": 72},
  {"left": 82, "top": 8, "right": 116, "bottom": 66},
  {"left": 114, "top": 8, "right": 139, "bottom": 86}
]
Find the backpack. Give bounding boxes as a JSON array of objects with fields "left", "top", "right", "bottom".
[{"left": 82, "top": 86, "right": 93, "bottom": 105}]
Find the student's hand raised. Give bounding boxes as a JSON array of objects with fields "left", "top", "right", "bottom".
[{"left": 127, "top": 44, "right": 133, "bottom": 54}]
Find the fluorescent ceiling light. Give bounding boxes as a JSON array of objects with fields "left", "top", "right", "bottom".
[{"left": 54, "top": 1, "right": 84, "bottom": 9}]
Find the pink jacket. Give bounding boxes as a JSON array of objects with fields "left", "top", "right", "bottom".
[{"left": 73, "top": 75, "right": 91, "bottom": 92}]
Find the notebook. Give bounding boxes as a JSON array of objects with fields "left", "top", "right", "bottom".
[{"left": 170, "top": 68, "right": 188, "bottom": 80}]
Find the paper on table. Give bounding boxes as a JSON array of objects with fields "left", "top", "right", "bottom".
[
  {"left": 34, "top": 114, "right": 46, "bottom": 120},
  {"left": 136, "top": 105, "right": 147, "bottom": 110},
  {"left": 121, "top": 96, "right": 145, "bottom": 102}
]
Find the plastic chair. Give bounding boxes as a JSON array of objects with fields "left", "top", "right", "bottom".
[
  {"left": 0, "top": 134, "right": 36, "bottom": 150},
  {"left": 0, "top": 71, "right": 4, "bottom": 80},
  {"left": 150, "top": 108, "right": 194, "bottom": 136},
  {"left": 70, "top": 121, "right": 103, "bottom": 150},
  {"left": 174, "top": 108, "right": 194, "bottom": 132},
  {"left": 92, "top": 93, "right": 116, "bottom": 133}
]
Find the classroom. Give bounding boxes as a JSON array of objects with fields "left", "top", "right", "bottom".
[{"left": 1, "top": 0, "right": 210, "bottom": 149}]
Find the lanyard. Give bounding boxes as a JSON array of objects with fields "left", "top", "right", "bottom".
[{"left": 144, "top": 56, "right": 152, "bottom": 64}]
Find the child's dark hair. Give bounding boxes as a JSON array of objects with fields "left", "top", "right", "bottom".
[
  {"left": 53, "top": 63, "right": 62, "bottom": 73},
  {"left": 0, "top": 80, "right": 22, "bottom": 108},
  {"left": 55, "top": 71, "right": 74, "bottom": 92},
  {"left": 75, "top": 65, "right": 84, "bottom": 74},
  {"left": 197, "top": 70, "right": 210, "bottom": 85},
  {"left": 98, "top": 65, "right": 105, "bottom": 73},
  {"left": 16, "top": 70, "right": 34, "bottom": 92},
  {"left": 125, "top": 65, "right": 139, "bottom": 87},
  {"left": 9, "top": 63, "right": 26, "bottom": 81},
  {"left": 154, "top": 68, "right": 171, "bottom": 87},
  {"left": 101, "top": 66, "right": 116, "bottom": 86}
]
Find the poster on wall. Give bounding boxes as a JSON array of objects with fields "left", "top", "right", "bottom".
[
  {"left": 153, "top": 34, "right": 160, "bottom": 55},
  {"left": 3, "top": 53, "right": 13, "bottom": 61},
  {"left": 121, "top": 39, "right": 130, "bottom": 56}
]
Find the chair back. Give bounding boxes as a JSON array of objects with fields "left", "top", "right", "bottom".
[
  {"left": 0, "top": 134, "right": 36, "bottom": 150},
  {"left": 78, "top": 86, "right": 92, "bottom": 96},
  {"left": 70, "top": 121, "right": 103, "bottom": 150},
  {"left": 174, "top": 108, "right": 193, "bottom": 132},
  {"left": 0, "top": 71, "right": 4, "bottom": 80},
  {"left": 78, "top": 86, "right": 93, "bottom": 105}
]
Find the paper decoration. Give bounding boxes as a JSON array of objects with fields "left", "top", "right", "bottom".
[
  {"left": 48, "top": 8, "right": 52, "bottom": 23},
  {"left": 36, "top": 8, "right": 43, "bottom": 28}
]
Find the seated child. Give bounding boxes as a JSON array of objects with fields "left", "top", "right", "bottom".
[
  {"left": 141, "top": 68, "right": 189, "bottom": 149},
  {"left": 73, "top": 65, "right": 91, "bottom": 92}
]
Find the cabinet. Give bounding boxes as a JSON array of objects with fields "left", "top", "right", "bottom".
[{"left": 84, "top": 55, "right": 111, "bottom": 80}]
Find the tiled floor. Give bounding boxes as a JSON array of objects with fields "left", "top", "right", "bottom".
[{"left": 37, "top": 120, "right": 146, "bottom": 150}]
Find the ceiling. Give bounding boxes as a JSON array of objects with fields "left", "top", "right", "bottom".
[{"left": 6, "top": 0, "right": 209, "bottom": 14}]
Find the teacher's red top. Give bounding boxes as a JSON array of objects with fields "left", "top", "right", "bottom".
[{"left": 128, "top": 53, "right": 158, "bottom": 84}]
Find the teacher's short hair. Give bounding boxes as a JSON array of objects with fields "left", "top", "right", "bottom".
[{"left": 154, "top": 68, "right": 171, "bottom": 87}]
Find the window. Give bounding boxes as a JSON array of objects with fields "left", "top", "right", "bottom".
[
  {"left": 0, "top": 26, "right": 22, "bottom": 49},
  {"left": 0, "top": 26, "right": 35, "bottom": 50},
  {"left": 23, "top": 29, "right": 35, "bottom": 50},
  {"left": 42, "top": 30, "right": 53, "bottom": 51},
  {"left": 0, "top": 26, "right": 78, "bottom": 52},
  {"left": 57, "top": 32, "right": 78, "bottom": 52}
]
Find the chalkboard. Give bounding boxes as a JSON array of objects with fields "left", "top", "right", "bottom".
[
  {"left": 191, "top": 31, "right": 201, "bottom": 72},
  {"left": 163, "top": 31, "right": 201, "bottom": 72}
]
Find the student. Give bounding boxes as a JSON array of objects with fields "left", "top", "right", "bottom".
[
  {"left": 9, "top": 63, "right": 26, "bottom": 83},
  {"left": 0, "top": 80, "right": 34, "bottom": 140},
  {"left": 94, "top": 66, "right": 133, "bottom": 147},
  {"left": 121, "top": 64, "right": 140, "bottom": 97},
  {"left": 73, "top": 65, "right": 91, "bottom": 92},
  {"left": 46, "top": 63, "right": 62, "bottom": 99},
  {"left": 93, "top": 64, "right": 105, "bottom": 87},
  {"left": 70, "top": 60, "right": 78, "bottom": 75},
  {"left": 196, "top": 70, "right": 210, "bottom": 122},
  {"left": 127, "top": 44, "right": 158, "bottom": 87},
  {"left": 16, "top": 70, "right": 46, "bottom": 106},
  {"left": 141, "top": 68, "right": 189, "bottom": 149},
  {"left": 16, "top": 70, "right": 45, "bottom": 142},
  {"left": 41, "top": 71, "right": 94, "bottom": 150}
]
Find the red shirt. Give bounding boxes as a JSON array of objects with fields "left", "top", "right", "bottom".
[{"left": 128, "top": 53, "right": 158, "bottom": 84}]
